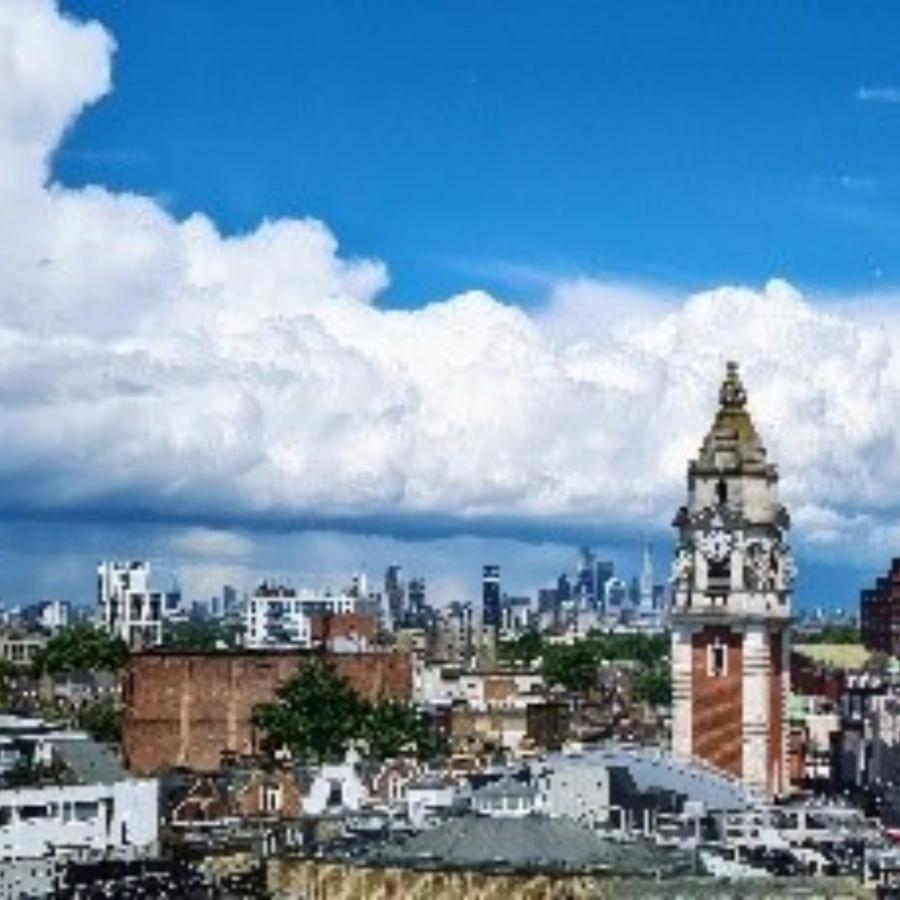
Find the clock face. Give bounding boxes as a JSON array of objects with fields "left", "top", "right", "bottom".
[{"left": 698, "top": 529, "right": 732, "bottom": 563}]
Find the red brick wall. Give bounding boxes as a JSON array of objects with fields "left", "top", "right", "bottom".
[
  {"left": 787, "top": 726, "right": 805, "bottom": 786},
  {"left": 768, "top": 631, "right": 784, "bottom": 793},
  {"left": 691, "top": 626, "right": 743, "bottom": 778},
  {"left": 790, "top": 651, "right": 845, "bottom": 702},
  {"left": 122, "top": 650, "right": 412, "bottom": 775},
  {"left": 309, "top": 612, "right": 378, "bottom": 646}
]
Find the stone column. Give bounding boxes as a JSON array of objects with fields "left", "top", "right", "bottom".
[
  {"left": 671, "top": 624, "right": 693, "bottom": 760},
  {"left": 779, "top": 625, "right": 791, "bottom": 794},
  {"left": 742, "top": 623, "right": 769, "bottom": 793}
]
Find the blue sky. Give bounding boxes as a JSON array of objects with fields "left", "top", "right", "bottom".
[
  {"left": 58, "top": 0, "right": 900, "bottom": 301},
  {"left": 0, "top": 1, "right": 897, "bottom": 612}
]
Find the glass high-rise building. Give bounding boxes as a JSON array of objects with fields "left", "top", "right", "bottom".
[{"left": 482, "top": 564, "right": 501, "bottom": 629}]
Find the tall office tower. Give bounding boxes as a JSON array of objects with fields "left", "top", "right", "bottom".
[
  {"left": 482, "top": 565, "right": 501, "bottom": 629},
  {"left": 384, "top": 565, "right": 406, "bottom": 626},
  {"left": 407, "top": 577, "right": 427, "bottom": 625},
  {"left": 595, "top": 561, "right": 615, "bottom": 617},
  {"left": 670, "top": 362, "right": 793, "bottom": 797},
  {"left": 639, "top": 545, "right": 655, "bottom": 618},
  {"left": 222, "top": 584, "right": 238, "bottom": 616},
  {"left": 603, "top": 577, "right": 628, "bottom": 623},
  {"left": 575, "top": 546, "right": 596, "bottom": 609}
]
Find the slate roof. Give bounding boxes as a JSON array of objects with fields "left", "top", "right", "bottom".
[
  {"left": 369, "top": 814, "right": 691, "bottom": 876},
  {"left": 51, "top": 738, "right": 128, "bottom": 785},
  {"left": 473, "top": 775, "right": 536, "bottom": 801}
]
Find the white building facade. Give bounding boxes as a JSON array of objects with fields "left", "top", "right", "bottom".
[
  {"left": 244, "top": 583, "right": 361, "bottom": 649},
  {"left": 97, "top": 561, "right": 181, "bottom": 649}
]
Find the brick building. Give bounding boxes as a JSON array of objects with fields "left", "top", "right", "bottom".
[
  {"left": 861, "top": 559, "right": 900, "bottom": 655},
  {"left": 122, "top": 649, "right": 412, "bottom": 775}
]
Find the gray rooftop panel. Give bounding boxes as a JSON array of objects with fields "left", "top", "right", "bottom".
[
  {"left": 545, "top": 745, "right": 751, "bottom": 811},
  {"left": 51, "top": 738, "right": 128, "bottom": 785}
]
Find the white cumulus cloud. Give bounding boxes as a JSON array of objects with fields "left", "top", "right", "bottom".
[{"left": 2, "top": 1, "right": 900, "bottom": 566}]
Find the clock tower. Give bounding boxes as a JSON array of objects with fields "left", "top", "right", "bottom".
[{"left": 670, "top": 362, "right": 793, "bottom": 797}]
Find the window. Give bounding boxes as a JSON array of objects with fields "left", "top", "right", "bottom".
[
  {"left": 263, "top": 785, "right": 282, "bottom": 813},
  {"left": 19, "top": 805, "right": 49, "bottom": 821},
  {"left": 73, "top": 802, "right": 99, "bottom": 822},
  {"left": 709, "top": 638, "right": 728, "bottom": 677},
  {"left": 716, "top": 478, "right": 728, "bottom": 505}
]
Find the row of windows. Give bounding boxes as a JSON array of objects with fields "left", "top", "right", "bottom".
[{"left": 0, "top": 801, "right": 101, "bottom": 826}]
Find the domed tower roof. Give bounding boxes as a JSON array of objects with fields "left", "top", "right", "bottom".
[{"left": 691, "top": 361, "right": 774, "bottom": 477}]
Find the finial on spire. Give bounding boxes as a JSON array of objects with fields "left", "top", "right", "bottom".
[{"left": 719, "top": 360, "right": 747, "bottom": 410}]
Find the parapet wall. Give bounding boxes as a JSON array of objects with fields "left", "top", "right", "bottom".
[{"left": 266, "top": 858, "right": 870, "bottom": 900}]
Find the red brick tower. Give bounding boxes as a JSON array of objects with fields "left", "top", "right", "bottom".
[{"left": 670, "top": 362, "right": 793, "bottom": 797}]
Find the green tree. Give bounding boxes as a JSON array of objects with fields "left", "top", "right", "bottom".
[
  {"left": 585, "top": 631, "right": 669, "bottom": 666},
  {"left": 252, "top": 658, "right": 368, "bottom": 763},
  {"left": 76, "top": 697, "right": 122, "bottom": 744},
  {"left": 634, "top": 665, "right": 672, "bottom": 707},
  {"left": 542, "top": 642, "right": 600, "bottom": 692},
  {"left": 362, "top": 698, "right": 442, "bottom": 760},
  {"left": 798, "top": 624, "right": 859, "bottom": 645},
  {"left": 498, "top": 630, "right": 544, "bottom": 665},
  {"left": 162, "top": 619, "right": 240, "bottom": 650},
  {"left": 34, "top": 625, "right": 128, "bottom": 676}
]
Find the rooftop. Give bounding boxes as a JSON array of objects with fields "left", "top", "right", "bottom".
[
  {"left": 51, "top": 737, "right": 128, "bottom": 785},
  {"left": 543, "top": 744, "right": 752, "bottom": 812},
  {"left": 369, "top": 814, "right": 692, "bottom": 875}
]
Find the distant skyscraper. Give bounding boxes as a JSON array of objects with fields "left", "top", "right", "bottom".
[
  {"left": 596, "top": 561, "right": 614, "bottom": 590},
  {"left": 482, "top": 565, "right": 501, "bottom": 629},
  {"left": 575, "top": 546, "right": 596, "bottom": 609},
  {"left": 603, "top": 577, "right": 628, "bottom": 623},
  {"left": 639, "top": 545, "right": 655, "bottom": 616},
  {"left": 596, "top": 561, "right": 614, "bottom": 616},
  {"left": 222, "top": 584, "right": 238, "bottom": 615},
  {"left": 407, "top": 576, "right": 427, "bottom": 624},
  {"left": 385, "top": 565, "right": 405, "bottom": 625}
]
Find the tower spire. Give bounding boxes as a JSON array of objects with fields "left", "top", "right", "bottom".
[
  {"left": 719, "top": 360, "right": 747, "bottom": 410},
  {"left": 693, "top": 361, "right": 770, "bottom": 475}
]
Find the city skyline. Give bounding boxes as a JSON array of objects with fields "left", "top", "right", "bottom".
[{"left": 0, "top": 1, "right": 899, "bottom": 611}]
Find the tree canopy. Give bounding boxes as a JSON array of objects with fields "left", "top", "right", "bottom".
[
  {"left": 541, "top": 631, "right": 671, "bottom": 705},
  {"left": 796, "top": 624, "right": 859, "bottom": 645},
  {"left": 498, "top": 629, "right": 544, "bottom": 665},
  {"left": 76, "top": 697, "right": 122, "bottom": 745},
  {"left": 34, "top": 625, "right": 129, "bottom": 675},
  {"left": 253, "top": 658, "right": 440, "bottom": 763},
  {"left": 162, "top": 619, "right": 241, "bottom": 650}
]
